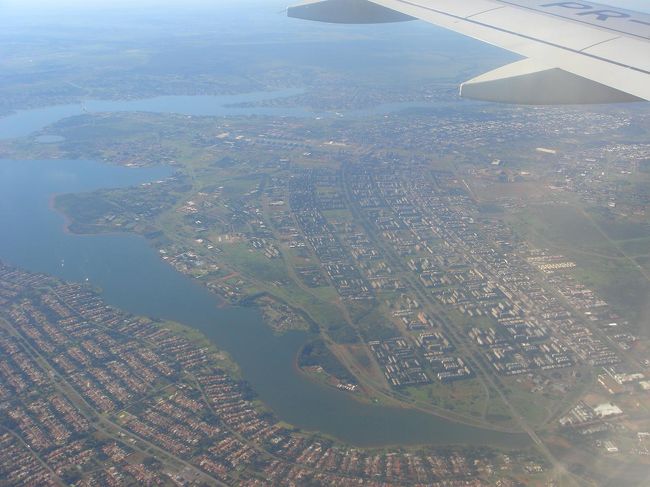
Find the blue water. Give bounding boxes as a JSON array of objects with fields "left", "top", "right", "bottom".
[
  {"left": 0, "top": 89, "right": 451, "bottom": 141},
  {"left": 0, "top": 89, "right": 307, "bottom": 140}
]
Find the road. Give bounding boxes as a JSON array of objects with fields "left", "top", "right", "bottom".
[{"left": 339, "top": 163, "right": 586, "bottom": 486}]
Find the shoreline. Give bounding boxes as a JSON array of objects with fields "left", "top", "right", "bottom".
[{"left": 54, "top": 193, "right": 531, "bottom": 441}]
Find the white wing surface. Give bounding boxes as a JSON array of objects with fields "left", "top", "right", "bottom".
[{"left": 288, "top": 0, "right": 650, "bottom": 104}]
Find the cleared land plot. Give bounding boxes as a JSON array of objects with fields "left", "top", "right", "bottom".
[{"left": 509, "top": 204, "right": 650, "bottom": 335}]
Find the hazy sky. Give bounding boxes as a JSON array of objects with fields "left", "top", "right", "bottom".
[
  {"left": 1, "top": 0, "right": 648, "bottom": 9},
  {"left": 0, "top": 0, "right": 269, "bottom": 6},
  {"left": 0, "top": 0, "right": 277, "bottom": 14},
  {"left": 0, "top": 0, "right": 647, "bottom": 18}
]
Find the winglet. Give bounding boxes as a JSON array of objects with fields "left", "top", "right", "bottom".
[
  {"left": 460, "top": 59, "right": 643, "bottom": 105},
  {"left": 288, "top": 0, "right": 414, "bottom": 24}
]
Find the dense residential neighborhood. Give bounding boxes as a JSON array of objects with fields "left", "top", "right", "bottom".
[{"left": 0, "top": 263, "right": 544, "bottom": 486}]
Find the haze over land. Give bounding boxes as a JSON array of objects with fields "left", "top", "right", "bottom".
[{"left": 0, "top": 1, "right": 649, "bottom": 486}]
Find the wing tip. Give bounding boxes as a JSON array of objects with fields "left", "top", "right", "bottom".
[{"left": 460, "top": 59, "right": 645, "bottom": 105}]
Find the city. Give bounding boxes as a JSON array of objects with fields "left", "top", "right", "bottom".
[
  {"left": 0, "top": 1, "right": 648, "bottom": 485},
  {"left": 9, "top": 98, "right": 645, "bottom": 484}
]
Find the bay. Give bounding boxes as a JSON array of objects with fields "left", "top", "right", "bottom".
[
  {"left": 0, "top": 89, "right": 447, "bottom": 141},
  {"left": 0, "top": 158, "right": 529, "bottom": 448}
]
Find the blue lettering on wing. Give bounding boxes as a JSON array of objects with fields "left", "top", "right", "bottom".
[
  {"left": 541, "top": 2, "right": 591, "bottom": 10},
  {"left": 537, "top": 0, "right": 649, "bottom": 34},
  {"left": 576, "top": 9, "right": 630, "bottom": 21}
]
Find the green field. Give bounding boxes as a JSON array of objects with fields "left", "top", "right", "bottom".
[{"left": 509, "top": 203, "right": 650, "bottom": 334}]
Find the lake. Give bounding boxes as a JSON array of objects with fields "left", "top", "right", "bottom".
[
  {"left": 0, "top": 89, "right": 452, "bottom": 141},
  {"left": 0, "top": 91, "right": 530, "bottom": 448},
  {"left": 0, "top": 158, "right": 530, "bottom": 448}
]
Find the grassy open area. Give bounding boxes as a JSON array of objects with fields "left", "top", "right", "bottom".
[
  {"left": 405, "top": 379, "right": 489, "bottom": 418},
  {"left": 510, "top": 204, "right": 620, "bottom": 256},
  {"left": 509, "top": 203, "right": 650, "bottom": 334},
  {"left": 501, "top": 380, "right": 556, "bottom": 428},
  {"left": 618, "top": 237, "right": 650, "bottom": 257},
  {"left": 219, "top": 243, "right": 289, "bottom": 283}
]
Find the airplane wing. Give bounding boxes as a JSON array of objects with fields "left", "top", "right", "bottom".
[{"left": 288, "top": 0, "right": 650, "bottom": 104}]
